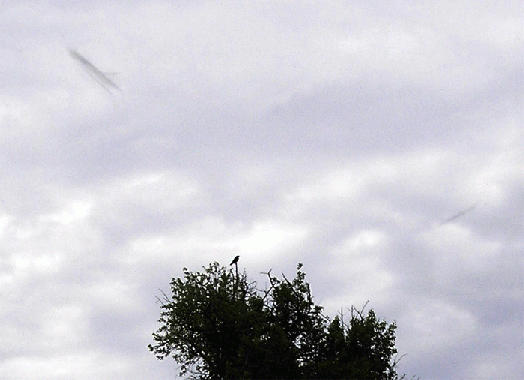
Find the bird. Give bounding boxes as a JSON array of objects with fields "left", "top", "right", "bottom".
[{"left": 230, "top": 255, "right": 240, "bottom": 265}]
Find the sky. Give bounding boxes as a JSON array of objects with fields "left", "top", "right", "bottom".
[{"left": 0, "top": 1, "right": 522, "bottom": 379}]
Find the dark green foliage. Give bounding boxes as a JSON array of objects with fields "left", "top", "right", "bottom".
[
  {"left": 316, "top": 308, "right": 399, "bottom": 379},
  {"left": 149, "top": 262, "right": 402, "bottom": 379}
]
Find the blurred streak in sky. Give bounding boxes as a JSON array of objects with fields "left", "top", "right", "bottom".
[{"left": 69, "top": 49, "right": 120, "bottom": 93}]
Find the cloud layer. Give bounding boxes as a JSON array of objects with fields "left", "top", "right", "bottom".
[{"left": 0, "top": 1, "right": 522, "bottom": 379}]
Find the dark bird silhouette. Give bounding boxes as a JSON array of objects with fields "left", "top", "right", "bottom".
[{"left": 230, "top": 255, "right": 239, "bottom": 265}]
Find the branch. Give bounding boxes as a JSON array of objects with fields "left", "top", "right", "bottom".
[
  {"left": 260, "top": 270, "right": 276, "bottom": 301},
  {"left": 155, "top": 288, "right": 170, "bottom": 305}
]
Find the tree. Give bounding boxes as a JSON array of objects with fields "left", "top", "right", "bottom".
[
  {"left": 316, "top": 306, "right": 399, "bottom": 379},
  {"left": 149, "top": 262, "right": 404, "bottom": 379}
]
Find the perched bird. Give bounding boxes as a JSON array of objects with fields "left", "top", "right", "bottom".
[{"left": 230, "top": 255, "right": 240, "bottom": 265}]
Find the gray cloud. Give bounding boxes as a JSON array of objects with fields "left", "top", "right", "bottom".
[{"left": 0, "top": 1, "right": 522, "bottom": 379}]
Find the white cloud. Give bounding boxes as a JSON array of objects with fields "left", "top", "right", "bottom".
[
  {"left": 406, "top": 299, "right": 478, "bottom": 353},
  {"left": 40, "top": 304, "right": 89, "bottom": 350},
  {"left": 238, "top": 220, "right": 308, "bottom": 258},
  {"left": 42, "top": 201, "right": 91, "bottom": 225}
]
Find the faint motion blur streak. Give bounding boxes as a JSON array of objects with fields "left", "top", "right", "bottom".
[
  {"left": 441, "top": 204, "right": 477, "bottom": 225},
  {"left": 69, "top": 49, "right": 121, "bottom": 93}
]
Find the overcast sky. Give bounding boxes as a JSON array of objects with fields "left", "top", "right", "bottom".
[{"left": 1, "top": 1, "right": 523, "bottom": 379}]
